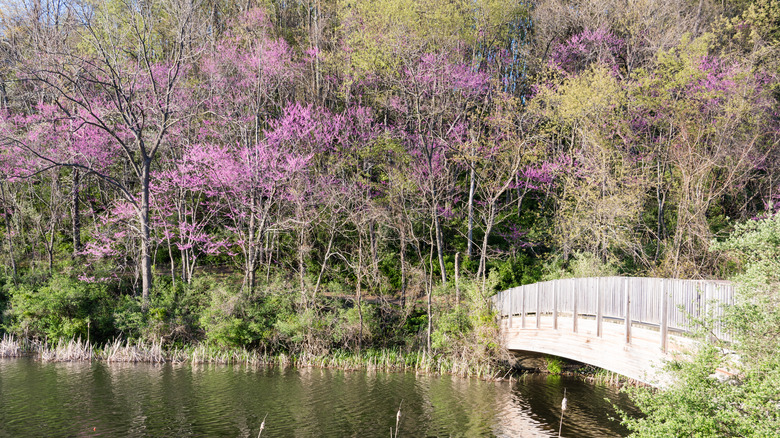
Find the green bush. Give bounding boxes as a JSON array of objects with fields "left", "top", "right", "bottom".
[
  {"left": 4, "top": 274, "right": 117, "bottom": 343},
  {"left": 542, "top": 251, "right": 619, "bottom": 280},
  {"left": 201, "top": 289, "right": 278, "bottom": 349},
  {"left": 545, "top": 355, "right": 563, "bottom": 374},
  {"left": 275, "top": 306, "right": 335, "bottom": 354},
  {"left": 114, "top": 275, "right": 203, "bottom": 344},
  {"left": 333, "top": 302, "right": 380, "bottom": 350},
  {"left": 0, "top": 274, "right": 9, "bottom": 334},
  {"left": 490, "top": 253, "right": 544, "bottom": 290},
  {"left": 431, "top": 306, "right": 469, "bottom": 352},
  {"left": 430, "top": 272, "right": 502, "bottom": 362},
  {"left": 622, "top": 213, "right": 780, "bottom": 436}
]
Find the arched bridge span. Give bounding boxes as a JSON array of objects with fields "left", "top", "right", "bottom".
[{"left": 492, "top": 277, "right": 734, "bottom": 385}]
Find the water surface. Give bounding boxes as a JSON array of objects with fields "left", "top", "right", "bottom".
[{"left": 0, "top": 358, "right": 635, "bottom": 437}]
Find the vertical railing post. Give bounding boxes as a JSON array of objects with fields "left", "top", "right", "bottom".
[
  {"left": 624, "top": 277, "right": 631, "bottom": 344},
  {"left": 573, "top": 279, "right": 578, "bottom": 333},
  {"left": 508, "top": 289, "right": 513, "bottom": 328},
  {"left": 661, "top": 279, "right": 669, "bottom": 352},
  {"left": 553, "top": 280, "right": 558, "bottom": 330},
  {"left": 536, "top": 282, "right": 541, "bottom": 329},
  {"left": 521, "top": 286, "right": 526, "bottom": 329},
  {"left": 597, "top": 277, "right": 603, "bottom": 337}
]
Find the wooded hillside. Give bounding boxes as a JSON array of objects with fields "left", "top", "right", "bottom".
[{"left": 0, "top": 0, "right": 777, "bottom": 359}]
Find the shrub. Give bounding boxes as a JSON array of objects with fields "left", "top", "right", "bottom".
[
  {"left": 542, "top": 251, "right": 619, "bottom": 280},
  {"left": 431, "top": 272, "right": 504, "bottom": 363},
  {"left": 4, "top": 274, "right": 116, "bottom": 343},
  {"left": 114, "top": 275, "right": 203, "bottom": 344},
  {"left": 332, "top": 302, "right": 379, "bottom": 350},
  {"left": 545, "top": 355, "right": 563, "bottom": 374},
  {"left": 275, "top": 306, "right": 333, "bottom": 354},
  {"left": 622, "top": 213, "right": 780, "bottom": 436},
  {"left": 431, "top": 306, "right": 470, "bottom": 352}
]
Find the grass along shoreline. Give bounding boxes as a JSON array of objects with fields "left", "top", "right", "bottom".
[
  {"left": 2, "top": 333, "right": 643, "bottom": 387},
  {"left": 0, "top": 334, "right": 508, "bottom": 379}
]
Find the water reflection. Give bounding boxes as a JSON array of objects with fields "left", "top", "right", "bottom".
[{"left": 0, "top": 358, "right": 633, "bottom": 437}]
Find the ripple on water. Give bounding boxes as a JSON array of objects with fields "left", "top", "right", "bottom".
[{"left": 0, "top": 358, "right": 635, "bottom": 437}]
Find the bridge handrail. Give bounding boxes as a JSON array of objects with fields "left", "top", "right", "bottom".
[{"left": 492, "top": 277, "right": 734, "bottom": 346}]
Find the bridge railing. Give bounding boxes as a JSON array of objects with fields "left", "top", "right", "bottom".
[{"left": 492, "top": 277, "right": 734, "bottom": 349}]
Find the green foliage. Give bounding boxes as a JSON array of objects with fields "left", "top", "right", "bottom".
[
  {"left": 531, "top": 65, "right": 647, "bottom": 265},
  {"left": 711, "top": 213, "right": 780, "bottom": 290},
  {"left": 199, "top": 277, "right": 297, "bottom": 350},
  {"left": 198, "top": 285, "right": 254, "bottom": 348},
  {"left": 114, "top": 275, "right": 200, "bottom": 344},
  {"left": 275, "top": 306, "right": 333, "bottom": 354},
  {"left": 79, "top": 0, "right": 179, "bottom": 62},
  {"left": 403, "top": 308, "right": 429, "bottom": 345},
  {"left": 621, "top": 343, "right": 780, "bottom": 437},
  {"left": 622, "top": 213, "right": 780, "bottom": 436},
  {"left": 490, "top": 254, "right": 544, "bottom": 290},
  {"left": 717, "top": 0, "right": 780, "bottom": 50},
  {"left": 0, "top": 274, "right": 11, "bottom": 334},
  {"left": 431, "top": 305, "right": 470, "bottom": 351},
  {"left": 4, "top": 275, "right": 116, "bottom": 343},
  {"left": 544, "top": 355, "right": 563, "bottom": 375},
  {"left": 336, "top": 0, "right": 475, "bottom": 78},
  {"left": 431, "top": 272, "right": 502, "bottom": 362},
  {"left": 542, "top": 251, "right": 619, "bottom": 280},
  {"left": 333, "top": 302, "right": 380, "bottom": 347}
]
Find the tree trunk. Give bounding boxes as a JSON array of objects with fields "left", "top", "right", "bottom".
[
  {"left": 1, "top": 185, "right": 17, "bottom": 279},
  {"left": 369, "top": 220, "right": 378, "bottom": 281},
  {"left": 71, "top": 168, "right": 81, "bottom": 258},
  {"left": 478, "top": 205, "right": 496, "bottom": 293},
  {"left": 185, "top": 250, "right": 196, "bottom": 285},
  {"left": 313, "top": 229, "right": 335, "bottom": 298},
  {"left": 400, "top": 225, "right": 407, "bottom": 308},
  {"left": 0, "top": 78, "right": 7, "bottom": 109},
  {"left": 357, "top": 237, "right": 364, "bottom": 352},
  {"left": 182, "top": 244, "right": 188, "bottom": 284},
  {"left": 427, "top": 271, "right": 433, "bottom": 354},
  {"left": 313, "top": 0, "right": 322, "bottom": 103},
  {"left": 47, "top": 228, "right": 54, "bottom": 275},
  {"left": 656, "top": 160, "right": 667, "bottom": 261},
  {"left": 455, "top": 252, "right": 460, "bottom": 305},
  {"left": 140, "top": 159, "right": 153, "bottom": 311},
  {"left": 433, "top": 204, "right": 447, "bottom": 284},
  {"left": 467, "top": 166, "right": 475, "bottom": 258},
  {"left": 166, "top": 231, "right": 176, "bottom": 289},
  {"left": 427, "top": 229, "right": 434, "bottom": 354},
  {"left": 298, "top": 229, "right": 307, "bottom": 303},
  {"left": 244, "top": 191, "right": 258, "bottom": 295},
  {"left": 265, "top": 229, "right": 273, "bottom": 282}
]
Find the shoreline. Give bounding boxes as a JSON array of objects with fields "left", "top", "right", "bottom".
[{"left": 1, "top": 333, "right": 641, "bottom": 387}]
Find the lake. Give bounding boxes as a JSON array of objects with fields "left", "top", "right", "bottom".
[{"left": 0, "top": 358, "right": 636, "bottom": 437}]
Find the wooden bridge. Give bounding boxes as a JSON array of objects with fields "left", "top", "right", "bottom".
[{"left": 492, "top": 277, "right": 734, "bottom": 386}]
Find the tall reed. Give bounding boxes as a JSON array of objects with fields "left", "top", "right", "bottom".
[
  {"left": 40, "top": 337, "right": 94, "bottom": 362},
  {"left": 1, "top": 334, "right": 24, "bottom": 357},
  {"left": 4, "top": 334, "right": 512, "bottom": 381},
  {"left": 100, "top": 338, "right": 169, "bottom": 363}
]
